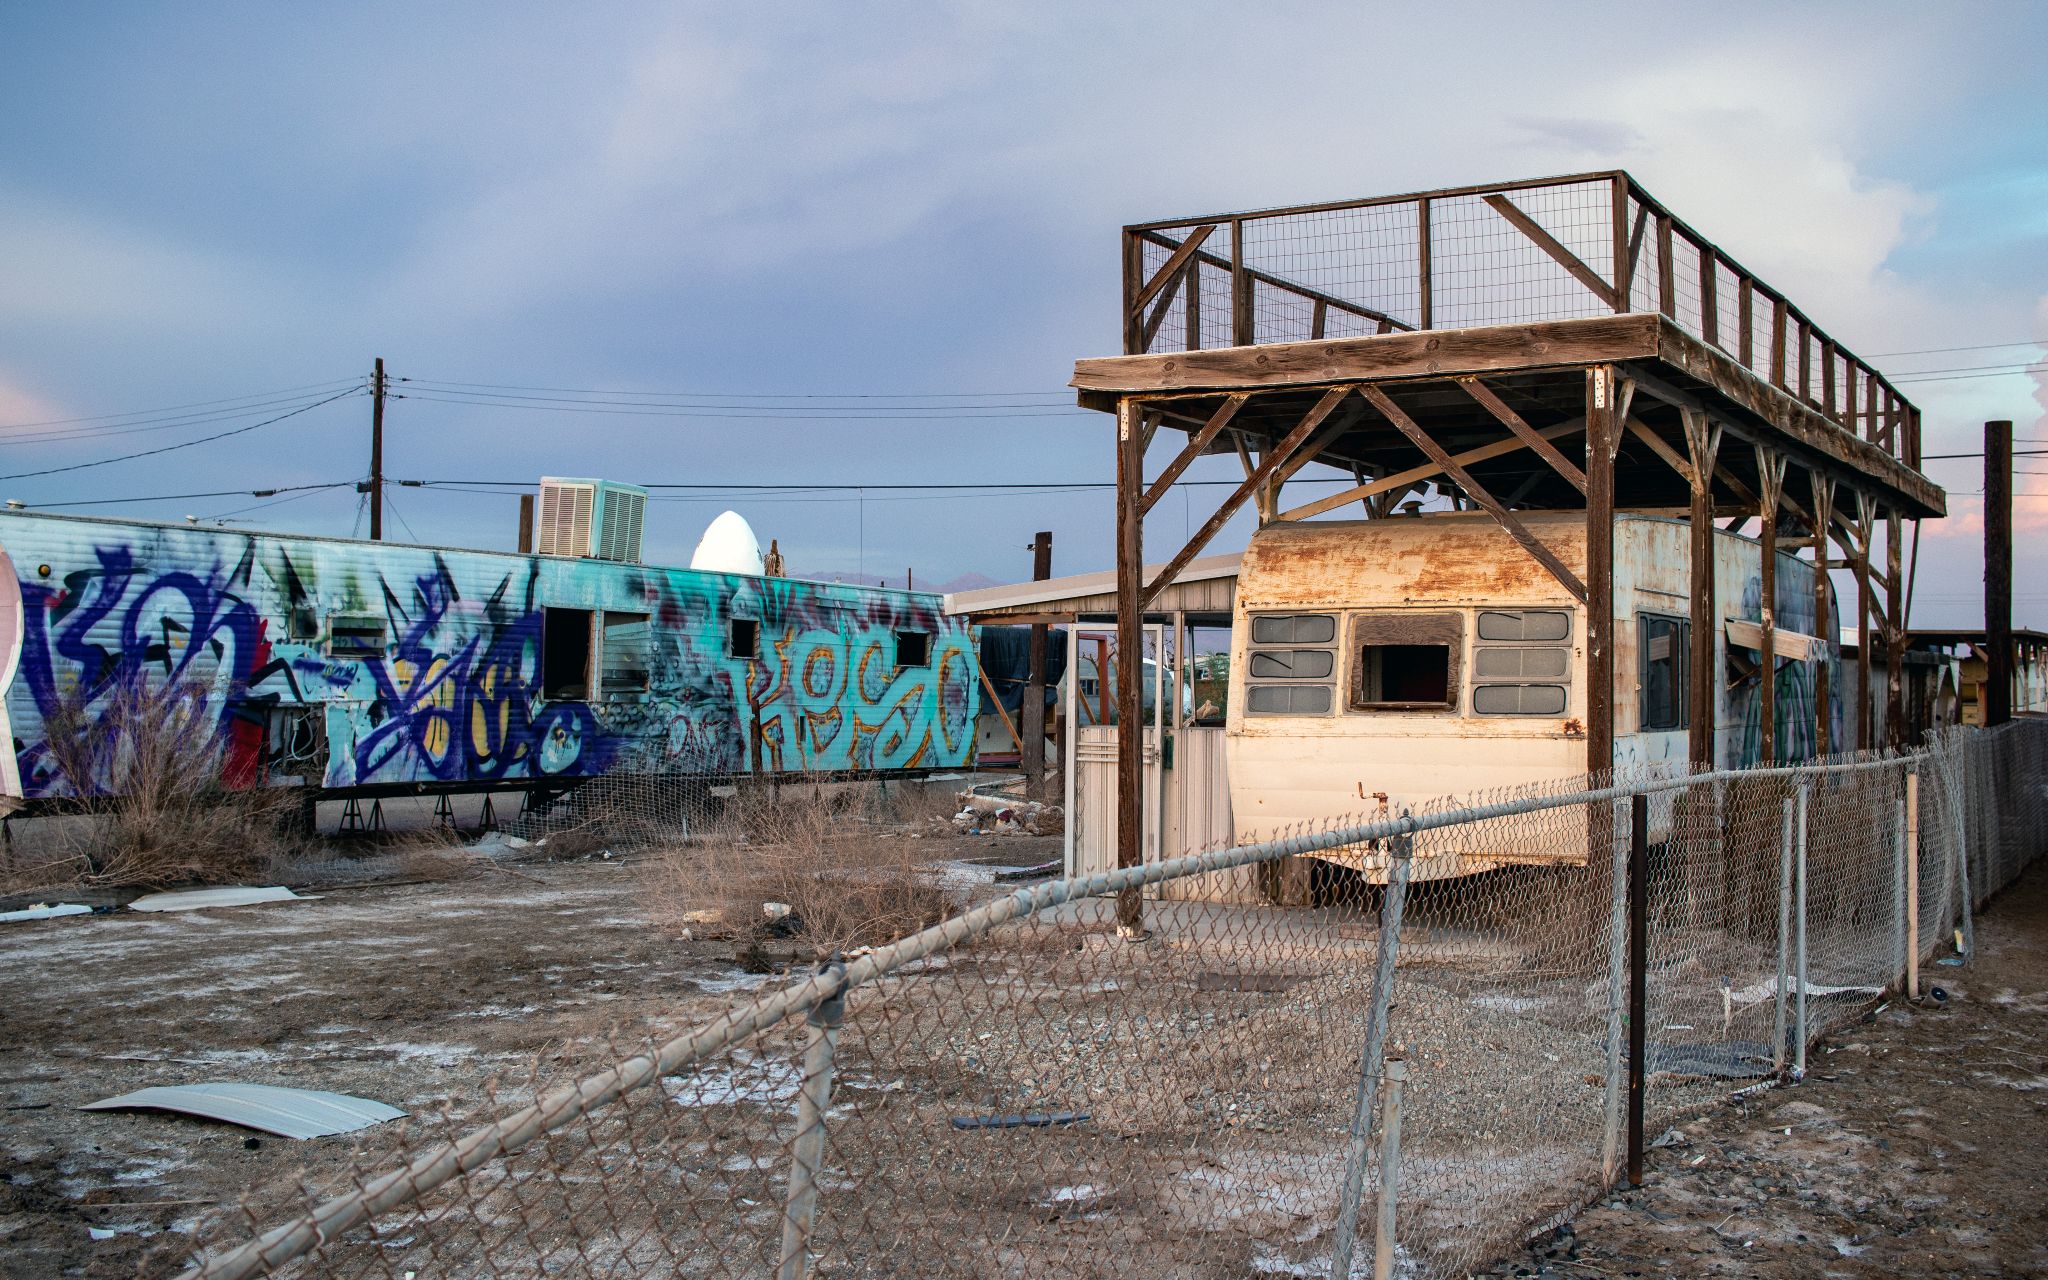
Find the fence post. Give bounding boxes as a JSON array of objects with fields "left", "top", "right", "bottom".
[
  {"left": 1793, "top": 777, "right": 1811, "bottom": 1080},
  {"left": 1625, "top": 792, "right": 1650, "bottom": 1186},
  {"left": 1599, "top": 791, "right": 1630, "bottom": 1182},
  {"left": 1328, "top": 825, "right": 1415, "bottom": 1280},
  {"left": 1372, "top": 1057, "right": 1410, "bottom": 1280},
  {"left": 1773, "top": 796, "right": 1794, "bottom": 1071},
  {"left": 1905, "top": 768, "right": 1920, "bottom": 999},
  {"left": 777, "top": 961, "right": 848, "bottom": 1280},
  {"left": 1892, "top": 788, "right": 1908, "bottom": 991}
]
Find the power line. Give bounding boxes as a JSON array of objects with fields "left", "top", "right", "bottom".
[
  {"left": 399, "top": 377, "right": 1061, "bottom": 400},
  {"left": 0, "top": 388, "right": 372, "bottom": 448},
  {"left": 393, "top": 392, "right": 1089, "bottom": 422},
  {"left": 0, "top": 375, "right": 364, "bottom": 431},
  {"left": 13, "top": 482, "right": 356, "bottom": 510},
  {"left": 1871, "top": 339, "right": 2046, "bottom": 358},
  {"left": 399, "top": 384, "right": 1074, "bottom": 411},
  {"left": 1892, "top": 364, "right": 2047, "bottom": 386},
  {"left": 0, "top": 387, "right": 365, "bottom": 482}
]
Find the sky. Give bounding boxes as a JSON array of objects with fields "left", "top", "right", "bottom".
[{"left": 0, "top": 2, "right": 2043, "bottom": 624}]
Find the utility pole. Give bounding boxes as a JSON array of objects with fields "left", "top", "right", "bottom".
[
  {"left": 1985, "top": 419, "right": 2012, "bottom": 726},
  {"left": 1021, "top": 531, "right": 1053, "bottom": 798},
  {"left": 369, "top": 357, "right": 387, "bottom": 541}
]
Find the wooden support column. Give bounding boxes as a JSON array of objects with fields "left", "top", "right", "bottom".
[
  {"left": 1809, "top": 472, "right": 1836, "bottom": 757},
  {"left": 1986, "top": 419, "right": 2013, "bottom": 726},
  {"left": 1587, "top": 367, "right": 1622, "bottom": 778},
  {"left": 1022, "top": 531, "right": 1053, "bottom": 798},
  {"left": 1114, "top": 398, "right": 1145, "bottom": 937},
  {"left": 1885, "top": 511, "right": 1907, "bottom": 749},
  {"left": 1853, "top": 494, "right": 1876, "bottom": 752},
  {"left": 1683, "top": 409, "right": 1721, "bottom": 768},
  {"left": 1755, "top": 447, "right": 1787, "bottom": 764}
]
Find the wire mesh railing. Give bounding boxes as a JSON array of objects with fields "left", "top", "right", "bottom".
[
  {"left": 1121, "top": 171, "right": 1921, "bottom": 468},
  {"left": 160, "top": 719, "right": 2045, "bottom": 1280}
]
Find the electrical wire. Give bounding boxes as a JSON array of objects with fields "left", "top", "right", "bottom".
[
  {"left": 393, "top": 392, "right": 1088, "bottom": 421},
  {"left": 16, "top": 482, "right": 356, "bottom": 511},
  {"left": 0, "top": 376, "right": 364, "bottom": 431},
  {"left": 1871, "top": 339, "right": 2047, "bottom": 358},
  {"left": 0, "top": 388, "right": 372, "bottom": 448},
  {"left": 399, "top": 377, "right": 1061, "bottom": 400},
  {"left": 0, "top": 387, "right": 365, "bottom": 482}
]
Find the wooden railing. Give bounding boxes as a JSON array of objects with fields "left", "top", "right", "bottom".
[{"left": 1120, "top": 171, "right": 1922, "bottom": 469}]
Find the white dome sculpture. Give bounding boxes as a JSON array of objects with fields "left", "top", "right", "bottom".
[{"left": 689, "top": 511, "right": 766, "bottom": 576}]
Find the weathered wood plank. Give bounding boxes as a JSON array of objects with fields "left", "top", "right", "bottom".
[
  {"left": 1483, "top": 193, "right": 1619, "bottom": 309},
  {"left": 1141, "top": 393, "right": 1247, "bottom": 514},
  {"left": 1362, "top": 385, "right": 1588, "bottom": 603},
  {"left": 1460, "top": 377, "right": 1588, "bottom": 492},
  {"left": 1275, "top": 416, "right": 1586, "bottom": 521},
  {"left": 1073, "top": 314, "right": 1663, "bottom": 395},
  {"left": 1129, "top": 224, "right": 1215, "bottom": 317}
]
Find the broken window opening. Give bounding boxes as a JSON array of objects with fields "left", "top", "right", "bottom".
[
  {"left": 728, "top": 617, "right": 761, "bottom": 661},
  {"left": 894, "top": 631, "right": 932, "bottom": 667},
  {"left": 328, "top": 615, "right": 387, "bottom": 660},
  {"left": 542, "top": 608, "right": 593, "bottom": 701}
]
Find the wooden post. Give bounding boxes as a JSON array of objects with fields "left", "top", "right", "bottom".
[
  {"left": 1756, "top": 448, "right": 1784, "bottom": 765},
  {"left": 369, "top": 356, "right": 386, "bottom": 541},
  {"left": 1886, "top": 511, "right": 1906, "bottom": 749},
  {"left": 1854, "top": 498, "right": 1874, "bottom": 752},
  {"left": 1684, "top": 410, "right": 1719, "bottom": 768},
  {"left": 1417, "top": 199, "right": 1434, "bottom": 330},
  {"left": 1114, "top": 399, "right": 1146, "bottom": 937},
  {"left": 1811, "top": 473, "right": 1836, "bottom": 757},
  {"left": 1654, "top": 216, "right": 1675, "bottom": 318},
  {"left": 1021, "top": 531, "right": 1053, "bottom": 798},
  {"left": 1229, "top": 218, "right": 1251, "bottom": 348},
  {"left": 517, "top": 492, "right": 534, "bottom": 553},
  {"left": 1986, "top": 420, "right": 2013, "bottom": 726},
  {"left": 1586, "top": 367, "right": 1620, "bottom": 776},
  {"left": 1609, "top": 176, "right": 1629, "bottom": 313}
]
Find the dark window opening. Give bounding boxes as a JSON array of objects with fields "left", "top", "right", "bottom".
[
  {"left": 1640, "top": 614, "right": 1689, "bottom": 731},
  {"left": 543, "top": 608, "right": 593, "bottom": 700},
  {"left": 329, "top": 615, "right": 386, "bottom": 659},
  {"left": 728, "top": 617, "right": 760, "bottom": 660},
  {"left": 894, "top": 631, "right": 931, "bottom": 666},
  {"left": 1357, "top": 644, "right": 1452, "bottom": 708}
]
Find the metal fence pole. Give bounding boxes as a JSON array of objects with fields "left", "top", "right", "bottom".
[
  {"left": 1328, "top": 827, "right": 1415, "bottom": 1280},
  {"left": 1773, "top": 796, "right": 1794, "bottom": 1071},
  {"left": 777, "top": 962, "right": 848, "bottom": 1280},
  {"left": 1905, "top": 768, "right": 1920, "bottom": 1000},
  {"left": 1599, "top": 792, "right": 1630, "bottom": 1182},
  {"left": 1793, "top": 777, "right": 1811, "bottom": 1080},
  {"left": 1372, "top": 1057, "right": 1410, "bottom": 1280},
  {"left": 1625, "top": 792, "right": 1650, "bottom": 1186}
]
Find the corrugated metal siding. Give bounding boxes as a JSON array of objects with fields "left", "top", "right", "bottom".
[{"left": 0, "top": 512, "right": 977, "bottom": 799}]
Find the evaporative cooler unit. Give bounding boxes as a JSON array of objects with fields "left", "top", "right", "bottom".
[{"left": 535, "top": 478, "right": 648, "bottom": 563}]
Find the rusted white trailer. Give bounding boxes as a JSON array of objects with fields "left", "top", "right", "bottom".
[{"left": 1226, "top": 511, "right": 1828, "bottom": 881}]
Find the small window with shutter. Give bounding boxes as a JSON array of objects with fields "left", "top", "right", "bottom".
[{"left": 1244, "top": 613, "right": 1339, "bottom": 717}]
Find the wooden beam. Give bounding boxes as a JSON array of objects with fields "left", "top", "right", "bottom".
[
  {"left": 1684, "top": 409, "right": 1721, "bottom": 768},
  {"left": 1484, "top": 193, "right": 1619, "bottom": 309},
  {"left": 1130, "top": 224, "right": 1214, "bottom": 318},
  {"left": 1271, "top": 397, "right": 1366, "bottom": 488},
  {"left": 1418, "top": 197, "right": 1434, "bottom": 329},
  {"left": 1360, "top": 385, "right": 1588, "bottom": 603},
  {"left": 1140, "top": 393, "right": 1246, "bottom": 514},
  {"left": 1808, "top": 472, "right": 1836, "bottom": 757},
  {"left": 1133, "top": 228, "right": 1414, "bottom": 338},
  {"left": 1275, "top": 417, "right": 1587, "bottom": 521},
  {"left": 1140, "top": 387, "right": 1353, "bottom": 608},
  {"left": 1621, "top": 200, "right": 1650, "bottom": 304},
  {"left": 1136, "top": 261, "right": 1189, "bottom": 354},
  {"left": 1113, "top": 398, "right": 1144, "bottom": 934},
  {"left": 1885, "top": 510, "right": 1905, "bottom": 748},
  {"left": 1755, "top": 445, "right": 1787, "bottom": 764},
  {"left": 1075, "top": 313, "right": 1663, "bottom": 396},
  {"left": 1457, "top": 377, "right": 1588, "bottom": 492},
  {"left": 1587, "top": 365, "right": 1621, "bottom": 776},
  {"left": 1624, "top": 416, "right": 1696, "bottom": 486},
  {"left": 977, "top": 664, "right": 1023, "bottom": 755},
  {"left": 1655, "top": 216, "right": 1676, "bottom": 318}
]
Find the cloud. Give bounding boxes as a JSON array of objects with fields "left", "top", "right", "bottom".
[{"left": 0, "top": 372, "right": 62, "bottom": 430}]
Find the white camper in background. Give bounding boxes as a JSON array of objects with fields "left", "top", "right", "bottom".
[{"left": 1226, "top": 511, "right": 1827, "bottom": 881}]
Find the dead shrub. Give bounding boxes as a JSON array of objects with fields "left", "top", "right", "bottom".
[
  {"left": 8, "top": 679, "right": 308, "bottom": 890},
  {"left": 644, "top": 784, "right": 954, "bottom": 958}
]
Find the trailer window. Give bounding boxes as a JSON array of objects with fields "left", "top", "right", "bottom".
[
  {"left": 1348, "top": 612, "right": 1461, "bottom": 712},
  {"left": 894, "top": 631, "right": 931, "bottom": 667},
  {"left": 543, "top": 608, "right": 593, "bottom": 700},
  {"left": 329, "top": 615, "right": 386, "bottom": 660},
  {"left": 1639, "top": 613, "right": 1689, "bottom": 731},
  {"left": 1472, "top": 609, "right": 1572, "bottom": 717},
  {"left": 728, "top": 617, "right": 760, "bottom": 660},
  {"left": 1244, "top": 613, "right": 1338, "bottom": 717},
  {"left": 598, "top": 611, "right": 651, "bottom": 696}
]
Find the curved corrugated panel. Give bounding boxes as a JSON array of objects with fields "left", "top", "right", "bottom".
[{"left": 81, "top": 1083, "right": 406, "bottom": 1139}]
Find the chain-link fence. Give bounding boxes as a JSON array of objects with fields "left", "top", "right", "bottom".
[{"left": 158, "top": 719, "right": 2046, "bottom": 1280}]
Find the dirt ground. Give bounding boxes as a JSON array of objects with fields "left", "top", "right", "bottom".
[
  {"left": 0, "top": 831, "right": 1058, "bottom": 1280},
  {"left": 1479, "top": 862, "right": 2048, "bottom": 1280},
  {"left": 3, "top": 838, "right": 2043, "bottom": 1279}
]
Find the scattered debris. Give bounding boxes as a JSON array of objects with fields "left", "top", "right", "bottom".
[
  {"left": 0, "top": 902, "right": 92, "bottom": 923},
  {"left": 945, "top": 792, "right": 1064, "bottom": 837},
  {"left": 993, "top": 859, "right": 1062, "bottom": 882},
  {"left": 1728, "top": 976, "right": 1883, "bottom": 1005},
  {"left": 949, "top": 1110, "right": 1090, "bottom": 1130},
  {"left": 80, "top": 1083, "right": 405, "bottom": 1139},
  {"left": 127, "top": 886, "right": 308, "bottom": 913}
]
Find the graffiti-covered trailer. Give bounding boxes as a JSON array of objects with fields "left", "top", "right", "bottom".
[
  {"left": 1227, "top": 511, "right": 1831, "bottom": 881},
  {"left": 0, "top": 511, "right": 978, "bottom": 807}
]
